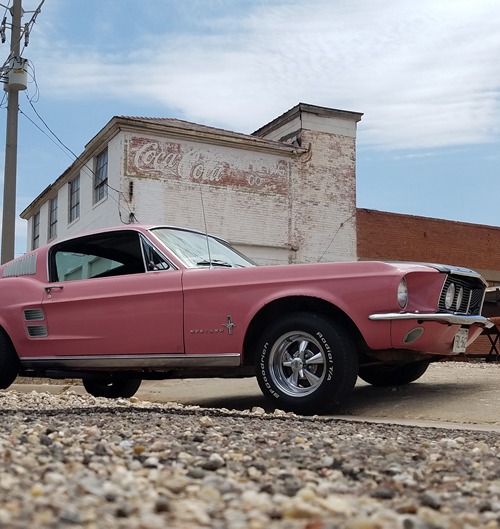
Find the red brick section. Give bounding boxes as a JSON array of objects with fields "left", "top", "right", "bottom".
[
  {"left": 357, "top": 208, "right": 500, "bottom": 357},
  {"left": 356, "top": 208, "right": 500, "bottom": 271}
]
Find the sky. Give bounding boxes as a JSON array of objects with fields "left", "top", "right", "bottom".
[{"left": 0, "top": 0, "right": 499, "bottom": 255}]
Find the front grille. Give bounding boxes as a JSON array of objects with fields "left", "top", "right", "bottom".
[{"left": 438, "top": 274, "right": 485, "bottom": 315}]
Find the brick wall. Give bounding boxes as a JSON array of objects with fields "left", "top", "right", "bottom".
[
  {"left": 291, "top": 129, "right": 357, "bottom": 263},
  {"left": 357, "top": 208, "right": 500, "bottom": 283}
]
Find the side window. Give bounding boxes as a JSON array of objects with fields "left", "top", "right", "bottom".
[
  {"left": 54, "top": 252, "right": 124, "bottom": 281},
  {"left": 50, "top": 231, "right": 147, "bottom": 282}
]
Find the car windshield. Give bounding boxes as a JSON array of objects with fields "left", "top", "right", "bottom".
[{"left": 150, "top": 227, "right": 256, "bottom": 269}]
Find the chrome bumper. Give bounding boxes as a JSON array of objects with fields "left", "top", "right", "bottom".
[{"left": 369, "top": 312, "right": 494, "bottom": 328}]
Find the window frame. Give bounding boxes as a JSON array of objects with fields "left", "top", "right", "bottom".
[
  {"left": 94, "top": 149, "right": 108, "bottom": 204},
  {"left": 48, "top": 196, "right": 58, "bottom": 240},
  {"left": 68, "top": 175, "right": 80, "bottom": 224},
  {"left": 32, "top": 211, "right": 40, "bottom": 250}
]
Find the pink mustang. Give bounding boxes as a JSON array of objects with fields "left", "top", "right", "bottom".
[{"left": 0, "top": 226, "right": 492, "bottom": 414}]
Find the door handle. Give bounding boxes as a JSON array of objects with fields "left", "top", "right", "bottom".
[{"left": 45, "top": 285, "right": 64, "bottom": 295}]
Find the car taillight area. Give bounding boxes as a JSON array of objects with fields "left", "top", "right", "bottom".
[{"left": 438, "top": 274, "right": 485, "bottom": 315}]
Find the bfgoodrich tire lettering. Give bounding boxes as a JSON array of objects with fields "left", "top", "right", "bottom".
[
  {"left": 82, "top": 378, "right": 142, "bottom": 398},
  {"left": 255, "top": 312, "right": 358, "bottom": 414},
  {"left": 0, "top": 329, "right": 19, "bottom": 390}
]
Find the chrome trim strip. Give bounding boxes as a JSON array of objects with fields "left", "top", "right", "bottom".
[
  {"left": 20, "top": 353, "right": 241, "bottom": 369},
  {"left": 369, "top": 312, "right": 494, "bottom": 328}
]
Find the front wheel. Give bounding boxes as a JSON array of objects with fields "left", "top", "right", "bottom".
[
  {"left": 82, "top": 377, "right": 142, "bottom": 398},
  {"left": 255, "top": 312, "right": 358, "bottom": 415},
  {"left": 358, "top": 361, "right": 430, "bottom": 387}
]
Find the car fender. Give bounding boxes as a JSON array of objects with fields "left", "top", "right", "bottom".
[{"left": 0, "top": 276, "right": 46, "bottom": 353}]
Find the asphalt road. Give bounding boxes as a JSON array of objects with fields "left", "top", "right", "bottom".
[{"left": 10, "top": 361, "right": 500, "bottom": 431}]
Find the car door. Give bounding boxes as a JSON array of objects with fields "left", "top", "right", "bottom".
[
  {"left": 38, "top": 230, "right": 184, "bottom": 360},
  {"left": 41, "top": 272, "right": 184, "bottom": 358}
]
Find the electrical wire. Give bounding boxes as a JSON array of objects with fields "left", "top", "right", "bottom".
[
  {"left": 24, "top": 57, "right": 39, "bottom": 102},
  {"left": 318, "top": 212, "right": 357, "bottom": 263},
  {"left": 19, "top": 91, "right": 139, "bottom": 224}
]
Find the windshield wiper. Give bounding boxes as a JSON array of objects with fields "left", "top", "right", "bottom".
[{"left": 196, "top": 259, "right": 234, "bottom": 268}]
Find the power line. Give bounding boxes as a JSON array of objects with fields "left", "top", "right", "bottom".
[{"left": 19, "top": 92, "right": 139, "bottom": 225}]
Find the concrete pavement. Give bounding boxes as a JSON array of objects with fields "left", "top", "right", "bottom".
[{"left": 8, "top": 361, "right": 500, "bottom": 431}]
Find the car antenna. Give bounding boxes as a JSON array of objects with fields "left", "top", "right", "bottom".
[{"left": 199, "top": 185, "right": 213, "bottom": 268}]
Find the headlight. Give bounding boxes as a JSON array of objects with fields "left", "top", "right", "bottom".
[
  {"left": 397, "top": 278, "right": 408, "bottom": 309},
  {"left": 444, "top": 283, "right": 456, "bottom": 310}
]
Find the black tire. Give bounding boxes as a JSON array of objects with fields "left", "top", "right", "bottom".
[
  {"left": 82, "top": 377, "right": 142, "bottom": 398},
  {"left": 0, "top": 329, "right": 20, "bottom": 390},
  {"left": 255, "top": 312, "right": 358, "bottom": 415},
  {"left": 358, "top": 361, "right": 430, "bottom": 387}
]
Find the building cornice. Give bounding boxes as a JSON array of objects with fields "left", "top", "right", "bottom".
[{"left": 253, "top": 102, "right": 363, "bottom": 138}]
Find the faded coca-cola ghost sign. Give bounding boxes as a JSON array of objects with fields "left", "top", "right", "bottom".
[{"left": 126, "top": 137, "right": 289, "bottom": 195}]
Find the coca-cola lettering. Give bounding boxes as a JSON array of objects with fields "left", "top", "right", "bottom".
[{"left": 128, "top": 137, "right": 289, "bottom": 194}]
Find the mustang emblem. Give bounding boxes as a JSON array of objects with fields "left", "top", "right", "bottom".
[{"left": 224, "top": 316, "right": 236, "bottom": 335}]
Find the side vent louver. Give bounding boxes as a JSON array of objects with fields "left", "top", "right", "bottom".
[
  {"left": 27, "top": 325, "right": 48, "bottom": 338},
  {"left": 24, "top": 308, "right": 45, "bottom": 321}
]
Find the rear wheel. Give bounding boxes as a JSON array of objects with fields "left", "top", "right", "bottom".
[
  {"left": 0, "top": 330, "right": 19, "bottom": 389},
  {"left": 255, "top": 312, "right": 358, "bottom": 415},
  {"left": 358, "top": 361, "right": 430, "bottom": 387},
  {"left": 82, "top": 377, "right": 142, "bottom": 398}
]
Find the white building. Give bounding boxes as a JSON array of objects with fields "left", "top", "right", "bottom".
[{"left": 21, "top": 103, "right": 362, "bottom": 265}]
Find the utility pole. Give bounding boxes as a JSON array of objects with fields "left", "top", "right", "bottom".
[{"left": 1, "top": 0, "right": 22, "bottom": 263}]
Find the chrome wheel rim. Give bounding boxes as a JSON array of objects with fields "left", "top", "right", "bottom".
[{"left": 268, "top": 331, "right": 327, "bottom": 397}]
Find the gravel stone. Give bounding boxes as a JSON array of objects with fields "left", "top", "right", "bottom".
[{"left": 1, "top": 389, "right": 500, "bottom": 528}]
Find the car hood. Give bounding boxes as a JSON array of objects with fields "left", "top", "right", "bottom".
[{"left": 389, "top": 261, "right": 487, "bottom": 285}]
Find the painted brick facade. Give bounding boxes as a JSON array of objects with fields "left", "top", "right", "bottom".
[
  {"left": 121, "top": 133, "right": 295, "bottom": 264},
  {"left": 21, "top": 104, "right": 363, "bottom": 266}
]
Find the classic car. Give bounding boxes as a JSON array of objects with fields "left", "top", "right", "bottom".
[{"left": 0, "top": 225, "right": 492, "bottom": 414}]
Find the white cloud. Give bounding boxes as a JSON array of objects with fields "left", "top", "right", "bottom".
[{"left": 27, "top": 0, "right": 500, "bottom": 151}]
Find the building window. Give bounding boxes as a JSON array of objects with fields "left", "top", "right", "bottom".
[
  {"left": 94, "top": 149, "right": 108, "bottom": 204},
  {"left": 69, "top": 175, "right": 80, "bottom": 223},
  {"left": 48, "top": 196, "right": 58, "bottom": 240},
  {"left": 32, "top": 212, "right": 40, "bottom": 250}
]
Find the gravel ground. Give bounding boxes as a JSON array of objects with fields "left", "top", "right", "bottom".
[{"left": 1, "top": 389, "right": 500, "bottom": 529}]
